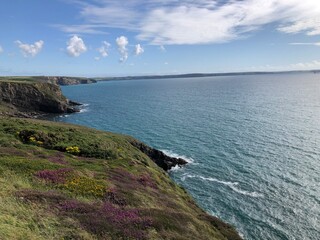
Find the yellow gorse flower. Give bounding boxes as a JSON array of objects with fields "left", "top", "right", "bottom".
[
  {"left": 66, "top": 146, "right": 80, "bottom": 154},
  {"left": 29, "top": 136, "right": 36, "bottom": 142}
]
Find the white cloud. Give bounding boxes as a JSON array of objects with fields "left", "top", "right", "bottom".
[
  {"left": 66, "top": 35, "right": 87, "bottom": 57},
  {"left": 289, "top": 60, "right": 320, "bottom": 70},
  {"left": 116, "top": 36, "right": 128, "bottom": 62},
  {"left": 250, "top": 60, "right": 320, "bottom": 71},
  {"left": 67, "top": 0, "right": 320, "bottom": 45},
  {"left": 289, "top": 42, "right": 320, "bottom": 46},
  {"left": 98, "top": 41, "right": 111, "bottom": 57},
  {"left": 15, "top": 40, "right": 44, "bottom": 57},
  {"left": 0, "top": 45, "right": 3, "bottom": 53},
  {"left": 134, "top": 44, "right": 144, "bottom": 56},
  {"left": 53, "top": 24, "right": 108, "bottom": 34}
]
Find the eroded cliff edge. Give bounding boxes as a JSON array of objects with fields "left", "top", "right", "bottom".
[{"left": 0, "top": 81, "right": 80, "bottom": 117}]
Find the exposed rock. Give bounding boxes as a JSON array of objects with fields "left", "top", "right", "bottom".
[
  {"left": 129, "top": 139, "right": 188, "bottom": 171},
  {"left": 0, "top": 81, "right": 80, "bottom": 116},
  {"left": 43, "top": 76, "right": 97, "bottom": 86}
]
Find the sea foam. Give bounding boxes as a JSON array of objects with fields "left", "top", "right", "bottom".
[
  {"left": 161, "top": 149, "right": 196, "bottom": 164},
  {"left": 182, "top": 174, "right": 264, "bottom": 198}
]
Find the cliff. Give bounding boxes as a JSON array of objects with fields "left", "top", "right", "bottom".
[
  {"left": 0, "top": 79, "right": 242, "bottom": 239},
  {"left": 0, "top": 118, "right": 241, "bottom": 240},
  {"left": 42, "top": 76, "right": 97, "bottom": 86},
  {"left": 0, "top": 81, "right": 80, "bottom": 117}
]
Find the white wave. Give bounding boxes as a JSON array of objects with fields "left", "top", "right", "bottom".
[
  {"left": 182, "top": 174, "right": 264, "bottom": 198},
  {"left": 161, "top": 149, "right": 196, "bottom": 164},
  {"left": 79, "top": 108, "right": 89, "bottom": 113},
  {"left": 168, "top": 165, "right": 184, "bottom": 172},
  {"left": 79, "top": 103, "right": 90, "bottom": 113}
]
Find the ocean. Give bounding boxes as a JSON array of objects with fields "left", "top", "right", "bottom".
[{"left": 50, "top": 73, "right": 320, "bottom": 240}]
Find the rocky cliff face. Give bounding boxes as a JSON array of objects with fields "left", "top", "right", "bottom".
[
  {"left": 43, "top": 76, "right": 97, "bottom": 85},
  {"left": 0, "top": 81, "right": 79, "bottom": 116}
]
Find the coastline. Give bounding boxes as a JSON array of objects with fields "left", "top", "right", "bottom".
[{"left": 0, "top": 77, "right": 242, "bottom": 239}]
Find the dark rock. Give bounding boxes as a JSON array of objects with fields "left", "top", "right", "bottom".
[
  {"left": 129, "top": 140, "right": 188, "bottom": 171},
  {"left": 0, "top": 81, "right": 80, "bottom": 116},
  {"left": 68, "top": 100, "right": 82, "bottom": 106}
]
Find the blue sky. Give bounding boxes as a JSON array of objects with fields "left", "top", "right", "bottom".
[{"left": 1, "top": 0, "right": 320, "bottom": 77}]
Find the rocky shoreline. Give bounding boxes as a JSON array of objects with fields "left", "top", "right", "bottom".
[
  {"left": 0, "top": 79, "right": 188, "bottom": 171},
  {"left": 130, "top": 139, "right": 188, "bottom": 171}
]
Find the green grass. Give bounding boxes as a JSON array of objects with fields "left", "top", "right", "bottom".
[
  {"left": 0, "top": 117, "right": 241, "bottom": 240},
  {"left": 0, "top": 76, "right": 38, "bottom": 83}
]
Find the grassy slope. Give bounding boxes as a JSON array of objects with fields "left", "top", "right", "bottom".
[
  {"left": 0, "top": 76, "right": 38, "bottom": 83},
  {"left": 0, "top": 117, "right": 241, "bottom": 240}
]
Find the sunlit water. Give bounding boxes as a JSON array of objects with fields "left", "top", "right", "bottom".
[{"left": 49, "top": 73, "right": 320, "bottom": 240}]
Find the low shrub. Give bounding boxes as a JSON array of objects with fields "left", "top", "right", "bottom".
[
  {"left": 62, "top": 176, "right": 107, "bottom": 198},
  {"left": 59, "top": 199, "right": 153, "bottom": 239},
  {"left": 66, "top": 146, "right": 80, "bottom": 154},
  {"left": 35, "top": 168, "right": 72, "bottom": 184}
]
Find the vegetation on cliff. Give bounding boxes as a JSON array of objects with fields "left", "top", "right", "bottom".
[
  {"left": 0, "top": 76, "right": 97, "bottom": 86},
  {"left": 0, "top": 117, "right": 241, "bottom": 239}
]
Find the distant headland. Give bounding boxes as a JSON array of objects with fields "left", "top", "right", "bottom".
[{"left": 95, "top": 69, "right": 320, "bottom": 82}]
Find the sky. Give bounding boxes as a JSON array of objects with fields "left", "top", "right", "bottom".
[{"left": 1, "top": 0, "right": 320, "bottom": 77}]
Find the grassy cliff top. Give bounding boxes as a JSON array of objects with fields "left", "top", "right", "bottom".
[
  {"left": 0, "top": 76, "right": 39, "bottom": 83},
  {"left": 0, "top": 117, "right": 241, "bottom": 240},
  {"left": 0, "top": 76, "right": 96, "bottom": 85}
]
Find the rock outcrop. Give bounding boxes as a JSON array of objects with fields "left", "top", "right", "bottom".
[
  {"left": 0, "top": 81, "right": 80, "bottom": 116},
  {"left": 129, "top": 139, "right": 188, "bottom": 171}
]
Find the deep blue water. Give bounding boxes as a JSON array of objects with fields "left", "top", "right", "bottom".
[{"left": 51, "top": 73, "right": 319, "bottom": 240}]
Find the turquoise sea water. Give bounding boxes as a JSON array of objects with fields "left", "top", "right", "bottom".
[{"left": 51, "top": 73, "right": 319, "bottom": 240}]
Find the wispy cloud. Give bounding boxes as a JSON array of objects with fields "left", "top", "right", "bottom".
[
  {"left": 289, "top": 42, "right": 320, "bottom": 46},
  {"left": 278, "top": 17, "right": 320, "bottom": 36},
  {"left": 289, "top": 60, "right": 320, "bottom": 69},
  {"left": 95, "top": 41, "right": 111, "bottom": 60},
  {"left": 15, "top": 40, "right": 44, "bottom": 57},
  {"left": 116, "top": 36, "right": 129, "bottom": 62},
  {"left": 53, "top": 24, "right": 108, "bottom": 34},
  {"left": 66, "top": 35, "right": 87, "bottom": 57},
  {"left": 0, "top": 45, "right": 3, "bottom": 54},
  {"left": 250, "top": 60, "right": 320, "bottom": 71},
  {"left": 134, "top": 44, "right": 144, "bottom": 56},
  {"left": 60, "top": 0, "right": 320, "bottom": 45}
]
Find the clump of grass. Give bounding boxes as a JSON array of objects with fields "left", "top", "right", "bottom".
[
  {"left": 137, "top": 174, "right": 158, "bottom": 189},
  {"left": 47, "top": 152, "right": 68, "bottom": 165},
  {"left": 0, "top": 156, "right": 59, "bottom": 176},
  {"left": 109, "top": 168, "right": 157, "bottom": 190},
  {"left": 104, "top": 187, "right": 127, "bottom": 206},
  {"left": 16, "top": 189, "right": 68, "bottom": 205}
]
